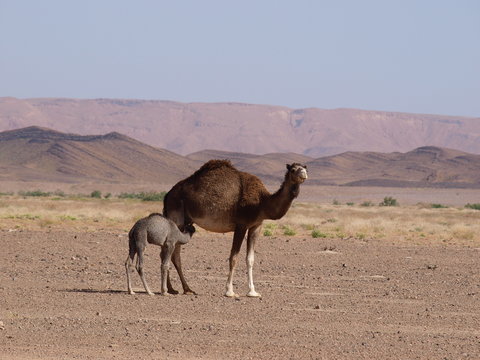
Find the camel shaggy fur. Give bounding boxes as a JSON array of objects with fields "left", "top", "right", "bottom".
[{"left": 163, "top": 160, "right": 307, "bottom": 297}]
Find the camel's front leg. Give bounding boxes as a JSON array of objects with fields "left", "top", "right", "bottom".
[
  {"left": 246, "top": 225, "right": 261, "bottom": 297},
  {"left": 225, "top": 226, "right": 247, "bottom": 297}
]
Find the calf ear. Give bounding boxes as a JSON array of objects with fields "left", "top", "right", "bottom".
[{"left": 286, "top": 164, "right": 292, "bottom": 171}]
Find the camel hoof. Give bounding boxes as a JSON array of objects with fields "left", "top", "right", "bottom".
[
  {"left": 225, "top": 291, "right": 239, "bottom": 298},
  {"left": 168, "top": 289, "right": 179, "bottom": 295},
  {"left": 147, "top": 291, "right": 155, "bottom": 296},
  {"left": 160, "top": 292, "right": 171, "bottom": 296},
  {"left": 128, "top": 290, "right": 136, "bottom": 295},
  {"left": 183, "top": 289, "right": 197, "bottom": 295},
  {"left": 246, "top": 291, "right": 262, "bottom": 298}
]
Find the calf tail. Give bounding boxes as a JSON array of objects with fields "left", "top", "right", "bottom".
[{"left": 127, "top": 228, "right": 136, "bottom": 260}]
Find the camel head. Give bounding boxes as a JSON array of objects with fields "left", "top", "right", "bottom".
[
  {"left": 286, "top": 163, "right": 308, "bottom": 184},
  {"left": 184, "top": 223, "right": 196, "bottom": 237}
]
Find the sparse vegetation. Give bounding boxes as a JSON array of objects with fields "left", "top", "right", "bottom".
[
  {"left": 431, "top": 203, "right": 448, "bottom": 208},
  {"left": 311, "top": 229, "right": 327, "bottom": 238},
  {"left": 332, "top": 199, "right": 340, "bottom": 205},
  {"left": 282, "top": 225, "right": 296, "bottom": 236},
  {"left": 360, "top": 201, "right": 374, "bottom": 207},
  {"left": 118, "top": 191, "right": 166, "bottom": 201},
  {"left": 1, "top": 194, "right": 480, "bottom": 244},
  {"left": 465, "top": 203, "right": 480, "bottom": 210},
  {"left": 90, "top": 190, "right": 102, "bottom": 198},
  {"left": 379, "top": 196, "right": 398, "bottom": 207},
  {"left": 19, "top": 190, "right": 51, "bottom": 197},
  {"left": 263, "top": 229, "right": 273, "bottom": 236}
]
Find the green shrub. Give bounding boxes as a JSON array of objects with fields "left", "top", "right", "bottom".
[
  {"left": 283, "top": 225, "right": 296, "bottom": 236},
  {"left": 90, "top": 190, "right": 102, "bottom": 198},
  {"left": 264, "top": 223, "right": 277, "bottom": 230},
  {"left": 332, "top": 199, "right": 340, "bottom": 205},
  {"left": 360, "top": 201, "right": 374, "bottom": 207},
  {"left": 263, "top": 229, "right": 273, "bottom": 236},
  {"left": 18, "top": 190, "right": 51, "bottom": 197},
  {"left": 346, "top": 202, "right": 354, "bottom": 206},
  {"left": 311, "top": 230, "right": 327, "bottom": 238},
  {"left": 379, "top": 196, "right": 398, "bottom": 207},
  {"left": 465, "top": 203, "right": 480, "bottom": 210},
  {"left": 59, "top": 215, "right": 77, "bottom": 221},
  {"left": 141, "top": 192, "right": 166, "bottom": 201},
  {"left": 118, "top": 191, "right": 166, "bottom": 201},
  {"left": 431, "top": 203, "right": 448, "bottom": 208}
]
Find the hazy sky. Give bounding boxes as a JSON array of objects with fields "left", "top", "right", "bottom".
[{"left": 1, "top": 0, "right": 479, "bottom": 116}]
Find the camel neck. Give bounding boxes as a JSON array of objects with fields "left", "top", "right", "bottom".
[{"left": 264, "top": 178, "right": 299, "bottom": 220}]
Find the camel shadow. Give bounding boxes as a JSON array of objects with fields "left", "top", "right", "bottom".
[{"left": 60, "top": 288, "right": 128, "bottom": 295}]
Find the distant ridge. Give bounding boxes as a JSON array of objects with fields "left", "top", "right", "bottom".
[
  {"left": 0, "top": 127, "right": 479, "bottom": 188},
  {"left": 1, "top": 97, "right": 480, "bottom": 157},
  {"left": 0, "top": 126, "right": 199, "bottom": 183},
  {"left": 0, "top": 125, "right": 129, "bottom": 142},
  {"left": 306, "top": 146, "right": 480, "bottom": 188}
]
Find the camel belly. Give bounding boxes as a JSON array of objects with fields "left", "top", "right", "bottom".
[{"left": 193, "top": 217, "right": 236, "bottom": 233}]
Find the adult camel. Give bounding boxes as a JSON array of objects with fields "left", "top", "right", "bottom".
[{"left": 163, "top": 160, "right": 308, "bottom": 297}]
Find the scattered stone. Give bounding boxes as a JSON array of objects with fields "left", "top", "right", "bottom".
[{"left": 314, "top": 305, "right": 321, "bottom": 310}]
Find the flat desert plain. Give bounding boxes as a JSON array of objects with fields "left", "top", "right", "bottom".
[{"left": 0, "top": 186, "right": 479, "bottom": 359}]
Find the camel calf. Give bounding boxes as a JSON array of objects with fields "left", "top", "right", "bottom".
[{"left": 125, "top": 213, "right": 195, "bottom": 295}]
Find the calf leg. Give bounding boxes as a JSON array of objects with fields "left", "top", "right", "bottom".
[
  {"left": 171, "top": 244, "right": 196, "bottom": 294},
  {"left": 135, "top": 245, "right": 154, "bottom": 296},
  {"left": 125, "top": 249, "right": 136, "bottom": 295},
  {"left": 160, "top": 243, "right": 175, "bottom": 295}
]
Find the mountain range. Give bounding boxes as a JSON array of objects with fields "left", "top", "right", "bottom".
[
  {"left": 1, "top": 97, "right": 479, "bottom": 157},
  {"left": 1, "top": 126, "right": 479, "bottom": 188}
]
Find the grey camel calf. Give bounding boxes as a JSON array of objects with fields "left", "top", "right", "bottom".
[{"left": 125, "top": 213, "right": 195, "bottom": 295}]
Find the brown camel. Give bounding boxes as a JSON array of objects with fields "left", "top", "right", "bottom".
[{"left": 163, "top": 160, "right": 308, "bottom": 297}]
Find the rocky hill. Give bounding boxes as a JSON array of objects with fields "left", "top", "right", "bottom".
[
  {"left": 1, "top": 97, "right": 479, "bottom": 157},
  {"left": 1, "top": 127, "right": 479, "bottom": 188},
  {"left": 0, "top": 126, "right": 198, "bottom": 183}
]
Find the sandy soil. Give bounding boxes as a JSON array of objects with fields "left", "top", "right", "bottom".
[{"left": 1, "top": 229, "right": 479, "bottom": 359}]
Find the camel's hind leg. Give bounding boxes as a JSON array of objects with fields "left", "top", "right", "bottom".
[
  {"left": 135, "top": 244, "right": 154, "bottom": 296},
  {"left": 225, "top": 226, "right": 247, "bottom": 298},
  {"left": 160, "top": 243, "right": 175, "bottom": 295}
]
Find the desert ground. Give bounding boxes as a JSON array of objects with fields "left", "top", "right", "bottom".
[{"left": 1, "top": 186, "right": 479, "bottom": 359}]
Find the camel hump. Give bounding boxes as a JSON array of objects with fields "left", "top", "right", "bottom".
[{"left": 194, "top": 159, "right": 236, "bottom": 175}]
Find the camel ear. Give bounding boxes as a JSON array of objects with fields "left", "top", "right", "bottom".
[{"left": 286, "top": 164, "right": 292, "bottom": 171}]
